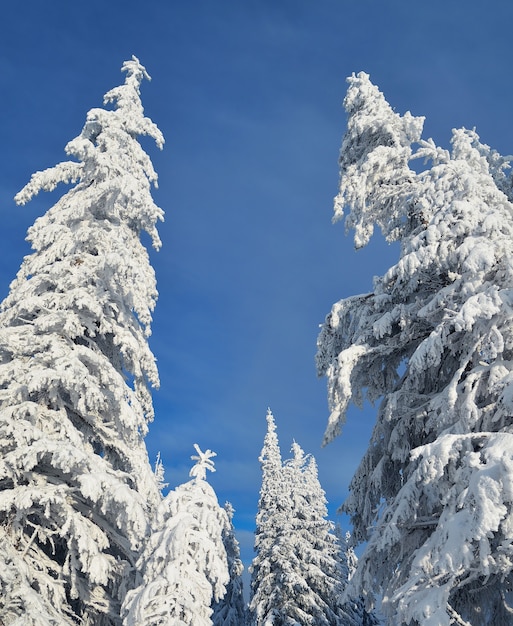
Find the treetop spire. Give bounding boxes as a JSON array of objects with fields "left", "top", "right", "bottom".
[
  {"left": 259, "top": 407, "right": 281, "bottom": 467},
  {"left": 121, "top": 55, "right": 152, "bottom": 87},
  {"left": 189, "top": 444, "right": 217, "bottom": 481}
]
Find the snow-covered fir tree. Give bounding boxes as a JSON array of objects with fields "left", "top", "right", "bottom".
[
  {"left": 0, "top": 57, "right": 164, "bottom": 624},
  {"left": 122, "top": 445, "right": 229, "bottom": 626},
  {"left": 249, "top": 411, "right": 344, "bottom": 625},
  {"left": 317, "top": 72, "right": 513, "bottom": 625},
  {"left": 212, "top": 502, "right": 247, "bottom": 626}
]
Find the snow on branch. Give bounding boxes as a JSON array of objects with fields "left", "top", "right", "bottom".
[{"left": 14, "top": 161, "right": 83, "bottom": 205}]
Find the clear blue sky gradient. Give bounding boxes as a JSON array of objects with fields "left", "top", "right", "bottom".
[{"left": 1, "top": 0, "right": 513, "bottom": 569}]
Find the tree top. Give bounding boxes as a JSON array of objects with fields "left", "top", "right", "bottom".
[{"left": 189, "top": 444, "right": 217, "bottom": 481}]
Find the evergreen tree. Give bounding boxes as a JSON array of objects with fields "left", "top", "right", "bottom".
[
  {"left": 249, "top": 409, "right": 288, "bottom": 625},
  {"left": 0, "top": 57, "right": 164, "bottom": 624},
  {"left": 212, "top": 502, "right": 247, "bottom": 626},
  {"left": 335, "top": 529, "right": 380, "bottom": 626},
  {"left": 282, "top": 443, "right": 344, "bottom": 625},
  {"left": 122, "top": 445, "right": 229, "bottom": 626},
  {"left": 250, "top": 411, "right": 343, "bottom": 625},
  {"left": 255, "top": 408, "right": 285, "bottom": 522},
  {"left": 317, "top": 72, "right": 513, "bottom": 624}
]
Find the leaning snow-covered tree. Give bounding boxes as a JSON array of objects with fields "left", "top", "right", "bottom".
[
  {"left": 122, "top": 445, "right": 229, "bottom": 626},
  {"left": 250, "top": 411, "right": 343, "bottom": 625},
  {"left": 0, "top": 57, "right": 164, "bottom": 624},
  {"left": 317, "top": 72, "right": 513, "bottom": 625}
]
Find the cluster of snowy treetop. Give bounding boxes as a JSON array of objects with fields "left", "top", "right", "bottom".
[
  {"left": 248, "top": 408, "right": 378, "bottom": 626},
  {"left": 1, "top": 54, "right": 512, "bottom": 626}
]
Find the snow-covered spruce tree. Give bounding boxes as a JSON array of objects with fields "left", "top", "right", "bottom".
[
  {"left": 250, "top": 411, "right": 343, "bottom": 625},
  {"left": 122, "top": 445, "right": 229, "bottom": 626},
  {"left": 317, "top": 72, "right": 513, "bottom": 625},
  {"left": 335, "top": 528, "right": 380, "bottom": 626},
  {"left": 282, "top": 443, "right": 344, "bottom": 625},
  {"left": 212, "top": 502, "right": 247, "bottom": 626},
  {"left": 249, "top": 409, "right": 287, "bottom": 626},
  {"left": 0, "top": 57, "right": 164, "bottom": 624}
]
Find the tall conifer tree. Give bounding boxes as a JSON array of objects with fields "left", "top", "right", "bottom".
[
  {"left": 249, "top": 409, "right": 287, "bottom": 625},
  {"left": 0, "top": 57, "right": 163, "bottom": 624},
  {"left": 317, "top": 72, "right": 513, "bottom": 625}
]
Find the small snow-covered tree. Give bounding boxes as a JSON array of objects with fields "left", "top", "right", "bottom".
[
  {"left": 335, "top": 528, "right": 380, "bottom": 626},
  {"left": 281, "top": 443, "right": 344, "bottom": 625},
  {"left": 0, "top": 57, "right": 164, "bottom": 624},
  {"left": 250, "top": 411, "right": 343, "bottom": 625},
  {"left": 122, "top": 445, "right": 229, "bottom": 626},
  {"left": 212, "top": 502, "right": 247, "bottom": 626},
  {"left": 317, "top": 72, "right": 513, "bottom": 625}
]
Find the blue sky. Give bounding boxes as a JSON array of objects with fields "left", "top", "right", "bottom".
[{"left": 1, "top": 0, "right": 513, "bottom": 571}]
